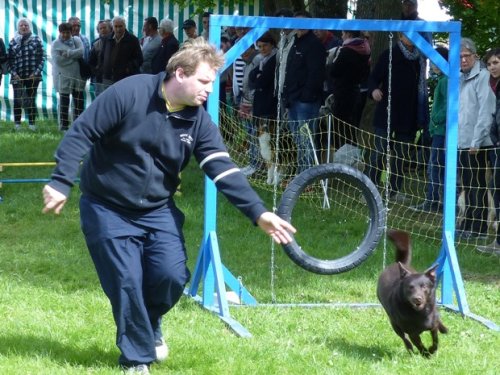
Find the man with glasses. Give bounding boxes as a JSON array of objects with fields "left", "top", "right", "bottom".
[{"left": 456, "top": 38, "right": 496, "bottom": 240}]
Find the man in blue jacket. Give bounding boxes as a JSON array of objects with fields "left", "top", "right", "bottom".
[{"left": 42, "top": 37, "right": 295, "bottom": 374}]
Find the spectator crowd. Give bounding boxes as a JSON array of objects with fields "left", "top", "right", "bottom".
[{"left": 0, "top": 0, "right": 499, "bottom": 254}]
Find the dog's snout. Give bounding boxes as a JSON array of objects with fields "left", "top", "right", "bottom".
[{"left": 412, "top": 296, "right": 424, "bottom": 306}]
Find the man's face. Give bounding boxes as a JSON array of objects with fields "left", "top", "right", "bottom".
[
  {"left": 202, "top": 17, "right": 209, "bottom": 31},
  {"left": 257, "top": 42, "right": 273, "bottom": 56},
  {"left": 60, "top": 30, "right": 72, "bottom": 41},
  {"left": 294, "top": 16, "right": 308, "bottom": 38},
  {"left": 113, "top": 21, "right": 126, "bottom": 39},
  {"left": 460, "top": 47, "right": 476, "bottom": 73},
  {"left": 175, "top": 62, "right": 216, "bottom": 107},
  {"left": 18, "top": 20, "right": 31, "bottom": 36},
  {"left": 98, "top": 22, "right": 110, "bottom": 38},
  {"left": 142, "top": 22, "right": 149, "bottom": 37},
  {"left": 402, "top": 1, "right": 417, "bottom": 17},
  {"left": 314, "top": 29, "right": 326, "bottom": 41},
  {"left": 184, "top": 26, "right": 196, "bottom": 39},
  {"left": 70, "top": 19, "right": 81, "bottom": 36}
]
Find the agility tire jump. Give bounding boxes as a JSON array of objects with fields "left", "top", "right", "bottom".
[{"left": 277, "top": 163, "right": 386, "bottom": 275}]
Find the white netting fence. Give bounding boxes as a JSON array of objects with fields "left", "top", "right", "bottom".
[{"left": 219, "top": 100, "right": 498, "bottom": 248}]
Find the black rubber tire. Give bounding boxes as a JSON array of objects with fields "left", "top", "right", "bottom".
[{"left": 277, "top": 163, "right": 386, "bottom": 275}]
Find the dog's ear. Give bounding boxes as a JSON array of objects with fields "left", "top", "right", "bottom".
[
  {"left": 424, "top": 263, "right": 439, "bottom": 283},
  {"left": 398, "top": 262, "right": 411, "bottom": 279}
]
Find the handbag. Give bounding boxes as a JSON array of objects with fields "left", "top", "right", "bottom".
[{"left": 78, "top": 58, "right": 92, "bottom": 80}]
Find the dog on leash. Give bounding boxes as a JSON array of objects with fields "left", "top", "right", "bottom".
[{"left": 377, "top": 229, "right": 448, "bottom": 356}]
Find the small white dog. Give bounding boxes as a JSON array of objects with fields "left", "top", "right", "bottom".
[
  {"left": 456, "top": 189, "right": 497, "bottom": 233},
  {"left": 258, "top": 131, "right": 282, "bottom": 186}
]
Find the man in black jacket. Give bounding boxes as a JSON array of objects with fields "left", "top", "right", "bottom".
[
  {"left": 282, "top": 11, "right": 326, "bottom": 174},
  {"left": 100, "top": 16, "right": 143, "bottom": 87},
  {"left": 42, "top": 38, "right": 295, "bottom": 374},
  {"left": 151, "top": 18, "right": 179, "bottom": 74}
]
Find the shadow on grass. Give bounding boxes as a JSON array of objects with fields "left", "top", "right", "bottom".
[
  {"left": 326, "top": 336, "right": 396, "bottom": 361},
  {"left": 0, "top": 333, "right": 117, "bottom": 369}
]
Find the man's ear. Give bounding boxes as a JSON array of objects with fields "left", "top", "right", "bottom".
[{"left": 174, "top": 67, "right": 185, "bottom": 82}]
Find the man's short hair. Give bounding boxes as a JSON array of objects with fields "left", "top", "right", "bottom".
[
  {"left": 182, "top": 19, "right": 196, "bottom": 29},
  {"left": 58, "top": 22, "right": 72, "bottom": 33},
  {"left": 460, "top": 37, "right": 477, "bottom": 54},
  {"left": 167, "top": 37, "right": 224, "bottom": 76},
  {"left": 275, "top": 8, "right": 293, "bottom": 17},
  {"left": 112, "top": 16, "right": 127, "bottom": 27},
  {"left": 97, "top": 19, "right": 112, "bottom": 33},
  {"left": 144, "top": 16, "right": 158, "bottom": 30},
  {"left": 159, "top": 18, "right": 174, "bottom": 34}
]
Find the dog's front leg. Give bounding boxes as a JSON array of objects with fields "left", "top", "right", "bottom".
[
  {"left": 408, "top": 333, "right": 430, "bottom": 357},
  {"left": 428, "top": 328, "right": 439, "bottom": 354},
  {"left": 391, "top": 324, "right": 414, "bottom": 352}
]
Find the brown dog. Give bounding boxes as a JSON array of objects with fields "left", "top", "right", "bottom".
[{"left": 377, "top": 229, "right": 448, "bottom": 356}]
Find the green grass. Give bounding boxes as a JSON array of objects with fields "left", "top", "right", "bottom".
[{"left": 0, "top": 125, "right": 499, "bottom": 374}]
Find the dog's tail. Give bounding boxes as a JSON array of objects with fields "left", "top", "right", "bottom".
[{"left": 387, "top": 229, "right": 411, "bottom": 265}]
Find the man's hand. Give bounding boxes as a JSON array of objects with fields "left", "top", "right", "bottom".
[
  {"left": 257, "top": 212, "right": 296, "bottom": 244},
  {"left": 372, "top": 89, "right": 383, "bottom": 102},
  {"left": 42, "top": 185, "right": 67, "bottom": 214}
]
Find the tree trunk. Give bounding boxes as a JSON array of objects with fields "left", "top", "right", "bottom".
[{"left": 309, "top": 0, "right": 347, "bottom": 18}]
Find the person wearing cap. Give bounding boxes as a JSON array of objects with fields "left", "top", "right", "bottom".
[
  {"left": 455, "top": 37, "right": 496, "bottom": 240},
  {"left": 182, "top": 19, "right": 198, "bottom": 40}
]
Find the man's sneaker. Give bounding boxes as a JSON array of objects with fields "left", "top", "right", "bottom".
[
  {"left": 14, "top": 124, "right": 21, "bottom": 131},
  {"left": 123, "top": 364, "right": 150, "bottom": 374},
  {"left": 28, "top": 124, "right": 37, "bottom": 131},
  {"left": 410, "top": 200, "right": 442, "bottom": 213},
  {"left": 476, "top": 240, "right": 500, "bottom": 256},
  {"left": 155, "top": 338, "right": 169, "bottom": 362},
  {"left": 240, "top": 165, "right": 256, "bottom": 176}
]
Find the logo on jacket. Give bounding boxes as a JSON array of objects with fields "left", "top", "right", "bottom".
[{"left": 180, "top": 134, "right": 193, "bottom": 145}]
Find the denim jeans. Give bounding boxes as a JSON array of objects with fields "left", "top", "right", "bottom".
[
  {"left": 244, "top": 118, "right": 261, "bottom": 169},
  {"left": 426, "top": 135, "right": 445, "bottom": 202},
  {"left": 287, "top": 100, "right": 321, "bottom": 174}
]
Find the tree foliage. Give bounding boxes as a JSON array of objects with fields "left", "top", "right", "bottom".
[{"left": 439, "top": 0, "right": 499, "bottom": 55}]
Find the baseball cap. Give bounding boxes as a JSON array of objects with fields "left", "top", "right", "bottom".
[{"left": 183, "top": 19, "right": 196, "bottom": 29}]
